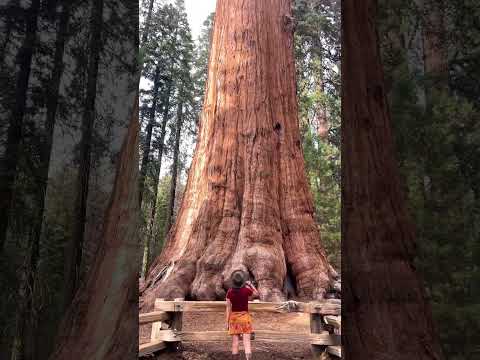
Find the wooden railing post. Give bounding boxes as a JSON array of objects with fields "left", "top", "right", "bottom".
[
  {"left": 151, "top": 298, "right": 166, "bottom": 342},
  {"left": 310, "top": 300, "right": 331, "bottom": 360},
  {"left": 310, "top": 310, "right": 330, "bottom": 359},
  {"left": 168, "top": 297, "right": 184, "bottom": 351}
]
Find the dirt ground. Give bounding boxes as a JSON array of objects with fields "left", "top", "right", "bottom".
[{"left": 140, "top": 311, "right": 314, "bottom": 359}]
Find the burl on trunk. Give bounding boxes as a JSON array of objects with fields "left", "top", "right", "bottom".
[{"left": 141, "top": 0, "right": 336, "bottom": 306}]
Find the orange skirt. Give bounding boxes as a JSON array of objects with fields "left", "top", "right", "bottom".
[{"left": 228, "top": 311, "right": 253, "bottom": 335}]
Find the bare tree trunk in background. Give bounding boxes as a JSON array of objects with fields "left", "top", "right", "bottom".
[
  {"left": 0, "top": 0, "right": 40, "bottom": 255},
  {"left": 420, "top": 0, "right": 449, "bottom": 228},
  {"left": 164, "top": 102, "right": 183, "bottom": 236},
  {"left": 422, "top": 0, "right": 448, "bottom": 89},
  {"left": 138, "top": 64, "right": 161, "bottom": 207},
  {"left": 64, "top": 0, "right": 103, "bottom": 310},
  {"left": 141, "top": 80, "right": 172, "bottom": 278},
  {"left": 7, "top": 2, "right": 41, "bottom": 356},
  {"left": 341, "top": 0, "right": 444, "bottom": 359},
  {"left": 140, "top": 0, "right": 155, "bottom": 47},
  {"left": 23, "top": 5, "right": 72, "bottom": 356},
  {"left": 49, "top": 97, "right": 139, "bottom": 360},
  {"left": 141, "top": 0, "right": 336, "bottom": 306}
]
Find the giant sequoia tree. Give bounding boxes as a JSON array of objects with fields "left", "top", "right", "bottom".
[
  {"left": 141, "top": 0, "right": 337, "bottom": 306},
  {"left": 342, "top": 0, "right": 444, "bottom": 358}
]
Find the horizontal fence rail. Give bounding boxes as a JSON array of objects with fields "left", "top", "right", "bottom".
[
  {"left": 139, "top": 299, "right": 342, "bottom": 359},
  {"left": 150, "top": 299, "right": 340, "bottom": 315}
]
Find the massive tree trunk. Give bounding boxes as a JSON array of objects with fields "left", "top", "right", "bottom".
[
  {"left": 341, "top": 0, "right": 444, "bottom": 359},
  {"left": 141, "top": 0, "right": 336, "bottom": 306},
  {"left": 64, "top": 0, "right": 103, "bottom": 309},
  {"left": 49, "top": 97, "right": 139, "bottom": 360},
  {"left": 0, "top": 0, "right": 40, "bottom": 254}
]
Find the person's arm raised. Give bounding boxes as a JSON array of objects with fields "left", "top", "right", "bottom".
[{"left": 245, "top": 281, "right": 259, "bottom": 298}]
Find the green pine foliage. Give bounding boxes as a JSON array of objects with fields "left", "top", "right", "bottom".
[
  {"left": 294, "top": 0, "right": 341, "bottom": 269},
  {"left": 139, "top": 0, "right": 199, "bottom": 271}
]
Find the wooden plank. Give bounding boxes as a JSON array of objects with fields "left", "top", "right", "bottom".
[
  {"left": 323, "top": 315, "right": 341, "bottom": 329},
  {"left": 139, "top": 340, "right": 166, "bottom": 357},
  {"left": 309, "top": 301, "right": 341, "bottom": 315},
  {"left": 310, "top": 312, "right": 326, "bottom": 360},
  {"left": 153, "top": 330, "right": 338, "bottom": 345},
  {"left": 153, "top": 300, "right": 318, "bottom": 313},
  {"left": 150, "top": 298, "right": 165, "bottom": 341},
  {"left": 310, "top": 333, "right": 341, "bottom": 346},
  {"left": 327, "top": 346, "right": 342, "bottom": 357},
  {"left": 139, "top": 311, "right": 169, "bottom": 324}
]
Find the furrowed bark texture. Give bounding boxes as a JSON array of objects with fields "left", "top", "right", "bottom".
[
  {"left": 50, "top": 97, "right": 139, "bottom": 360},
  {"left": 341, "top": 0, "right": 444, "bottom": 359},
  {"left": 142, "top": 0, "right": 335, "bottom": 306}
]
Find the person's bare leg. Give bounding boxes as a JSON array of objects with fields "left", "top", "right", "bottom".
[
  {"left": 243, "top": 333, "right": 252, "bottom": 359},
  {"left": 232, "top": 335, "right": 240, "bottom": 356}
]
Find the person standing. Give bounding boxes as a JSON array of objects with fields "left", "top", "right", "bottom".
[{"left": 226, "top": 270, "right": 259, "bottom": 359}]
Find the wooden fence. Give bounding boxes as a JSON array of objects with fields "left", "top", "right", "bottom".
[{"left": 139, "top": 298, "right": 342, "bottom": 359}]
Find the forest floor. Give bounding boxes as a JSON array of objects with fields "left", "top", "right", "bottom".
[{"left": 140, "top": 311, "right": 313, "bottom": 359}]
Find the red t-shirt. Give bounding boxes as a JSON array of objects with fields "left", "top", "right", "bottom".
[{"left": 226, "top": 287, "right": 253, "bottom": 312}]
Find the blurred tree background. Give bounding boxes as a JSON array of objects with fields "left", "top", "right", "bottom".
[
  {"left": 3, "top": 0, "right": 478, "bottom": 358},
  {"left": 0, "top": 0, "right": 137, "bottom": 358},
  {"left": 377, "top": 0, "right": 480, "bottom": 358}
]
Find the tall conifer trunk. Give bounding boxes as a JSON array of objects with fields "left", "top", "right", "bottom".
[
  {"left": 164, "top": 102, "right": 183, "bottom": 236},
  {"left": 140, "top": 0, "right": 155, "bottom": 46},
  {"left": 141, "top": 0, "right": 336, "bottom": 305},
  {"left": 0, "top": 0, "right": 40, "bottom": 254},
  {"left": 6, "top": 0, "right": 41, "bottom": 356},
  {"left": 422, "top": 0, "right": 448, "bottom": 89},
  {"left": 138, "top": 65, "right": 162, "bottom": 207},
  {"left": 141, "top": 80, "right": 172, "bottom": 278},
  {"left": 341, "top": 0, "right": 444, "bottom": 358},
  {"left": 64, "top": 0, "right": 103, "bottom": 309}
]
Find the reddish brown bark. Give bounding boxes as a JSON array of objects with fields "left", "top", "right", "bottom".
[
  {"left": 49, "top": 97, "right": 139, "bottom": 360},
  {"left": 342, "top": 0, "right": 444, "bottom": 359},
  {"left": 141, "top": 0, "right": 336, "bottom": 307},
  {"left": 422, "top": 0, "right": 448, "bottom": 86}
]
